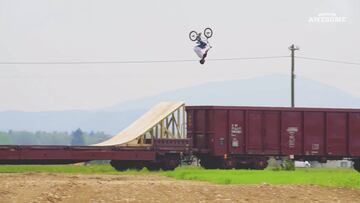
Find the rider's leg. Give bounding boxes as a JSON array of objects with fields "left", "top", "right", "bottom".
[
  {"left": 203, "top": 51, "right": 208, "bottom": 59},
  {"left": 200, "top": 49, "right": 210, "bottom": 64},
  {"left": 204, "top": 48, "right": 210, "bottom": 59},
  {"left": 194, "top": 46, "right": 204, "bottom": 58}
]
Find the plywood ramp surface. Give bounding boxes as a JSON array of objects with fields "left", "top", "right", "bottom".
[{"left": 94, "top": 102, "right": 185, "bottom": 146}]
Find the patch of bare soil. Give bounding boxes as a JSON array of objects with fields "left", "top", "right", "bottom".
[{"left": 0, "top": 173, "right": 359, "bottom": 203}]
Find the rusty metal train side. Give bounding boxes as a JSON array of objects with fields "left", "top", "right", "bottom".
[{"left": 186, "top": 106, "right": 360, "bottom": 170}]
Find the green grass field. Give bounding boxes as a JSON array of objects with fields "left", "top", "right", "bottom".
[
  {"left": 0, "top": 165, "right": 359, "bottom": 189},
  {"left": 163, "top": 167, "right": 360, "bottom": 189}
]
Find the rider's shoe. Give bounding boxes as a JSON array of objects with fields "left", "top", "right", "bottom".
[{"left": 200, "top": 59, "right": 205, "bottom": 64}]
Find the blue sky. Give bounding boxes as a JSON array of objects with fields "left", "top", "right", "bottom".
[{"left": 0, "top": 0, "right": 359, "bottom": 111}]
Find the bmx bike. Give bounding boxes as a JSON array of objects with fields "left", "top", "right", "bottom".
[{"left": 189, "top": 27, "right": 213, "bottom": 41}]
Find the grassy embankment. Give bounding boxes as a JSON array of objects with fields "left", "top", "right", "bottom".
[{"left": 0, "top": 165, "right": 359, "bottom": 189}]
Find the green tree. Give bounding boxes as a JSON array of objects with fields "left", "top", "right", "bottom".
[
  {"left": 71, "top": 128, "right": 85, "bottom": 145},
  {"left": 281, "top": 158, "right": 295, "bottom": 171}
]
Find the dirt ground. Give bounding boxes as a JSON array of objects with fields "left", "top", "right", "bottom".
[{"left": 0, "top": 173, "right": 359, "bottom": 203}]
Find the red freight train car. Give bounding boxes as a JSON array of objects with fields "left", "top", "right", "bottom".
[
  {"left": 0, "top": 139, "right": 192, "bottom": 171},
  {"left": 186, "top": 106, "right": 360, "bottom": 171}
]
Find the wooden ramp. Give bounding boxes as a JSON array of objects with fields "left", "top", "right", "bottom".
[{"left": 94, "top": 102, "right": 186, "bottom": 146}]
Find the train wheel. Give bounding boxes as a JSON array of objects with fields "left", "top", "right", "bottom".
[
  {"left": 145, "top": 162, "right": 161, "bottom": 171},
  {"left": 354, "top": 159, "right": 360, "bottom": 172},
  {"left": 160, "top": 156, "right": 180, "bottom": 171},
  {"left": 220, "top": 159, "right": 236, "bottom": 169},
  {"left": 134, "top": 163, "right": 144, "bottom": 171},
  {"left": 251, "top": 158, "right": 269, "bottom": 170},
  {"left": 235, "top": 163, "right": 251, "bottom": 169},
  {"left": 200, "top": 159, "right": 212, "bottom": 169},
  {"left": 110, "top": 160, "right": 131, "bottom": 171},
  {"left": 200, "top": 157, "right": 219, "bottom": 169}
]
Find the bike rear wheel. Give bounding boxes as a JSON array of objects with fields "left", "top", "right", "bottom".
[{"left": 189, "top": 31, "right": 198, "bottom": 41}]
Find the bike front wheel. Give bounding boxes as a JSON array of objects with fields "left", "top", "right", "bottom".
[{"left": 204, "top": 28, "right": 213, "bottom": 38}]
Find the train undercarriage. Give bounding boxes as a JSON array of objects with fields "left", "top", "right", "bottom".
[
  {"left": 110, "top": 154, "right": 181, "bottom": 171},
  {"left": 353, "top": 159, "right": 360, "bottom": 172},
  {"left": 198, "top": 155, "right": 269, "bottom": 170},
  {"left": 196, "top": 155, "right": 360, "bottom": 172}
]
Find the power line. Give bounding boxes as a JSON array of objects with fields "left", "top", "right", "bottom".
[
  {"left": 2, "top": 55, "right": 359, "bottom": 66},
  {"left": 0, "top": 59, "right": 195, "bottom": 65},
  {"left": 0, "top": 56, "right": 289, "bottom": 65},
  {"left": 208, "top": 56, "right": 289, "bottom": 61},
  {"left": 296, "top": 56, "right": 360, "bottom": 66}
]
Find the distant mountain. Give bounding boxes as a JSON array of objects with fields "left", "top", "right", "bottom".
[
  {"left": 107, "top": 74, "right": 360, "bottom": 111},
  {"left": 0, "top": 109, "right": 145, "bottom": 135},
  {"left": 0, "top": 74, "right": 359, "bottom": 134}
]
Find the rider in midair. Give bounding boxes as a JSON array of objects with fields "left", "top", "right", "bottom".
[{"left": 193, "top": 33, "right": 211, "bottom": 64}]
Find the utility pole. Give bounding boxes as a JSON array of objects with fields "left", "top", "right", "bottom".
[{"left": 289, "top": 44, "right": 299, "bottom": 108}]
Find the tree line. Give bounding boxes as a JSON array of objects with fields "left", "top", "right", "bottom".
[{"left": 0, "top": 129, "right": 110, "bottom": 145}]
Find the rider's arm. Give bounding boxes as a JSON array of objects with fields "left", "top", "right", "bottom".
[{"left": 198, "top": 39, "right": 207, "bottom": 48}]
